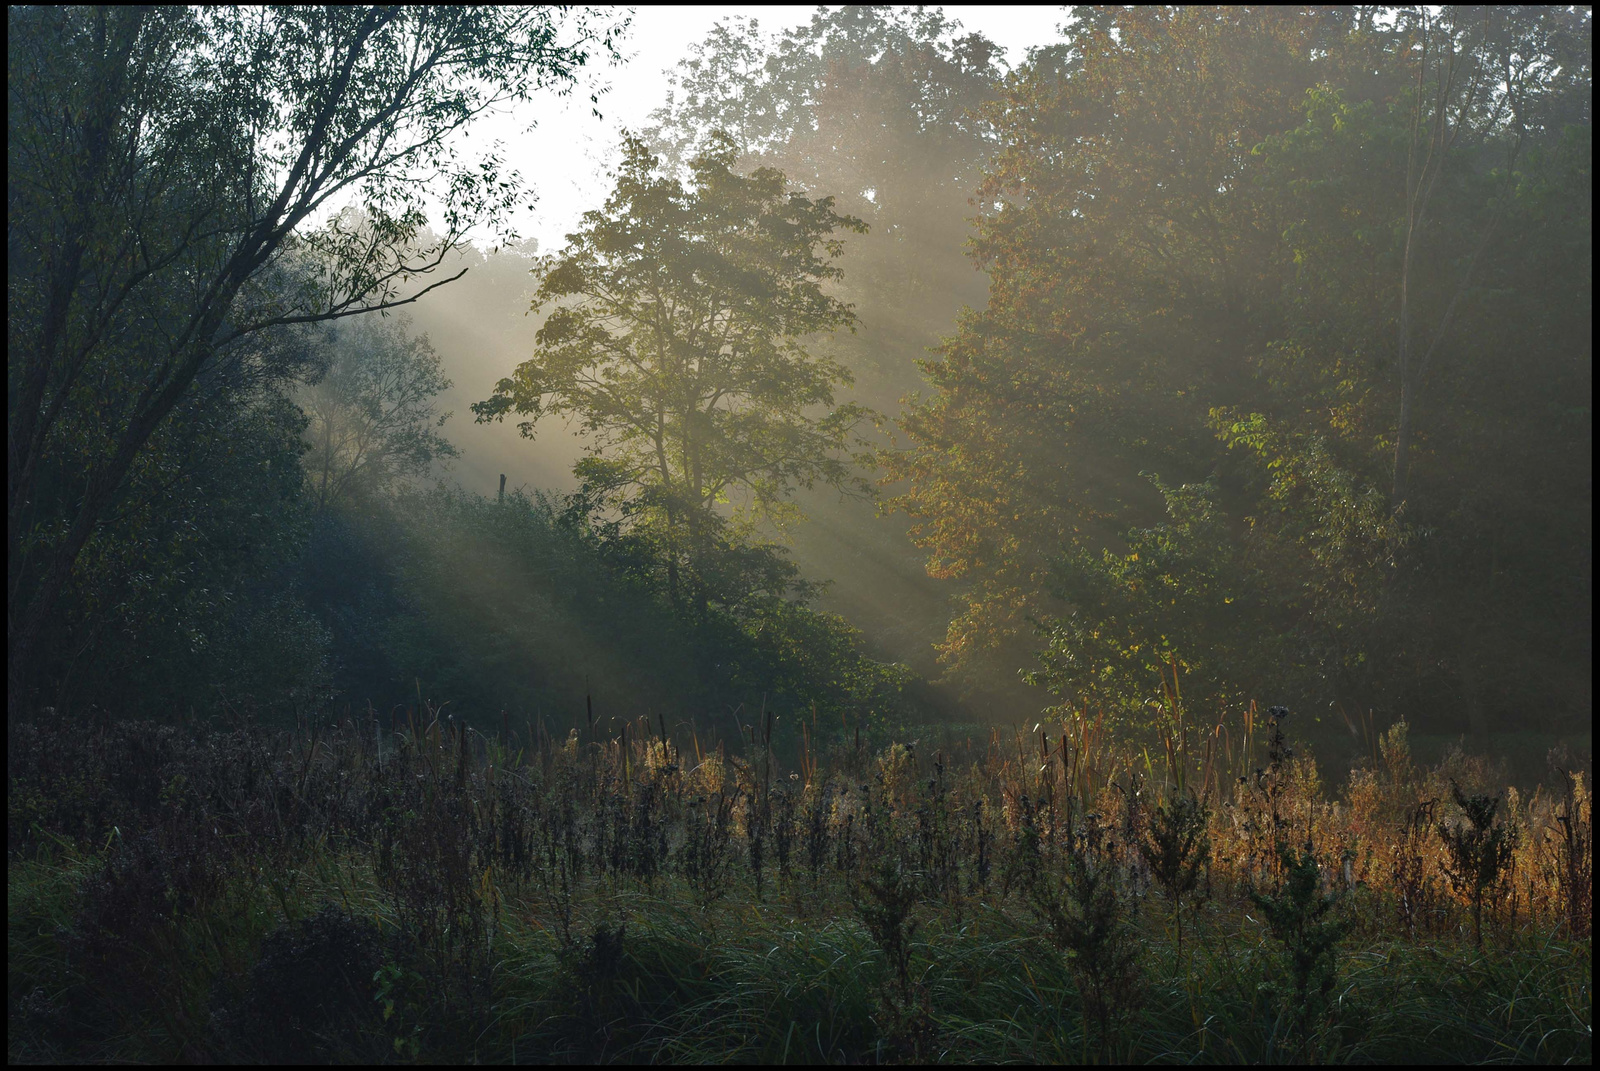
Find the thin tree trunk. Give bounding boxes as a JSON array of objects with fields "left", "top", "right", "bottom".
[
  {"left": 1392, "top": 8, "right": 1520, "bottom": 515},
  {"left": 1391, "top": 372, "right": 1418, "bottom": 514}
]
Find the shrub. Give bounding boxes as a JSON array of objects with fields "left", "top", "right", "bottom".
[
  {"left": 214, "top": 903, "right": 386, "bottom": 1063},
  {"left": 1138, "top": 788, "right": 1210, "bottom": 954},
  {"left": 1437, "top": 780, "right": 1518, "bottom": 948},
  {"left": 1249, "top": 839, "right": 1351, "bottom": 1050}
]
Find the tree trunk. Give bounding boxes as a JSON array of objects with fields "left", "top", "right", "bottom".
[{"left": 1391, "top": 372, "right": 1417, "bottom": 512}]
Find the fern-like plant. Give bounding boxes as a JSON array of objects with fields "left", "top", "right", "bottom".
[
  {"left": 853, "top": 854, "right": 920, "bottom": 997},
  {"left": 1036, "top": 816, "right": 1142, "bottom": 1061},
  {"left": 1437, "top": 780, "right": 1517, "bottom": 948},
  {"left": 1138, "top": 788, "right": 1210, "bottom": 954},
  {"left": 1249, "top": 839, "right": 1350, "bottom": 1049}
]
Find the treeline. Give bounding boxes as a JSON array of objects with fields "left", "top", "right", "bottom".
[
  {"left": 13, "top": 277, "right": 916, "bottom": 730},
  {"left": 640, "top": 6, "right": 1592, "bottom": 740},
  {"left": 882, "top": 7, "right": 1591, "bottom": 737},
  {"left": 6, "top": 7, "right": 915, "bottom": 734},
  {"left": 8, "top": 6, "right": 1592, "bottom": 747}
]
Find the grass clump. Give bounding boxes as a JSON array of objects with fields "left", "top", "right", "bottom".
[{"left": 213, "top": 903, "right": 388, "bottom": 1063}]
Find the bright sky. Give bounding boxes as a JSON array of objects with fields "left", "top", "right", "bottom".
[{"left": 460, "top": 5, "right": 1068, "bottom": 251}]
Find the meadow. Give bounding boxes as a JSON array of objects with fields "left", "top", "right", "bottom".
[{"left": 7, "top": 701, "right": 1591, "bottom": 1065}]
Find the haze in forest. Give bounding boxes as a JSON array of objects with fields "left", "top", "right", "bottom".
[
  {"left": 9, "top": 11, "right": 1594, "bottom": 1062},
  {"left": 8, "top": 6, "right": 1591, "bottom": 784}
]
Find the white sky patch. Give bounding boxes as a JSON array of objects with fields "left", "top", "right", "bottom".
[{"left": 426, "top": 5, "right": 1067, "bottom": 251}]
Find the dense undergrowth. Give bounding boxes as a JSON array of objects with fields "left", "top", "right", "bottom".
[{"left": 8, "top": 703, "right": 1591, "bottom": 1064}]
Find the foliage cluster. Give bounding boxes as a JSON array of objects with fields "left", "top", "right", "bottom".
[
  {"left": 7, "top": 5, "right": 626, "bottom": 719},
  {"left": 297, "top": 482, "right": 916, "bottom": 738},
  {"left": 886, "top": 5, "right": 1592, "bottom": 734}
]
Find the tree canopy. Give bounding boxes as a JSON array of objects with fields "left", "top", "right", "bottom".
[
  {"left": 7, "top": 5, "right": 624, "bottom": 717},
  {"left": 473, "top": 134, "right": 872, "bottom": 609},
  {"left": 6, "top": 4, "right": 1588, "bottom": 750},
  {"left": 886, "top": 5, "right": 1592, "bottom": 735},
  {"left": 301, "top": 311, "right": 458, "bottom": 511}
]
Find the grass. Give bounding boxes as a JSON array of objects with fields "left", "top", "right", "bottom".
[{"left": 7, "top": 703, "right": 1592, "bottom": 1064}]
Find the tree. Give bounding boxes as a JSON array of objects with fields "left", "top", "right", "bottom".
[
  {"left": 472, "top": 134, "right": 872, "bottom": 611},
  {"left": 38, "top": 355, "right": 333, "bottom": 721},
  {"left": 640, "top": 6, "right": 1008, "bottom": 420},
  {"left": 1234, "top": 7, "right": 1591, "bottom": 734},
  {"left": 301, "top": 308, "right": 458, "bottom": 511},
  {"left": 641, "top": 10, "right": 1016, "bottom": 700},
  {"left": 7, "top": 5, "right": 625, "bottom": 718},
  {"left": 887, "top": 6, "right": 1590, "bottom": 734},
  {"left": 1387, "top": 6, "right": 1547, "bottom": 514},
  {"left": 888, "top": 7, "right": 1351, "bottom": 704}
]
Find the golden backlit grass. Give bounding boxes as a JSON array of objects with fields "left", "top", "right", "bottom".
[{"left": 7, "top": 703, "right": 1591, "bottom": 1063}]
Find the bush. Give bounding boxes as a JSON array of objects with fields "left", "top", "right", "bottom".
[
  {"left": 1437, "top": 780, "right": 1518, "bottom": 947},
  {"left": 1249, "top": 839, "right": 1351, "bottom": 1051},
  {"left": 214, "top": 904, "right": 387, "bottom": 1063}
]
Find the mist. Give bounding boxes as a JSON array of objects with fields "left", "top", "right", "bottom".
[
  {"left": 9, "top": 6, "right": 1587, "bottom": 758},
  {"left": 9, "top": 7, "right": 1594, "bottom": 1064},
  {"left": 10, "top": 5, "right": 1591, "bottom": 772}
]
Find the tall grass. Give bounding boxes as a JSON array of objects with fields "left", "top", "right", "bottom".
[{"left": 7, "top": 701, "right": 1592, "bottom": 1064}]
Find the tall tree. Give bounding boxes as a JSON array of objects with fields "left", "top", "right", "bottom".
[
  {"left": 890, "top": 6, "right": 1354, "bottom": 699},
  {"left": 7, "top": 5, "right": 624, "bottom": 717},
  {"left": 1388, "top": 6, "right": 1541, "bottom": 514},
  {"left": 301, "top": 308, "right": 458, "bottom": 511},
  {"left": 472, "top": 135, "right": 871, "bottom": 611},
  {"left": 644, "top": 7, "right": 1004, "bottom": 408},
  {"left": 642, "top": 9, "right": 1015, "bottom": 698},
  {"left": 888, "top": 6, "right": 1591, "bottom": 735},
  {"left": 36, "top": 332, "right": 332, "bottom": 721}
]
